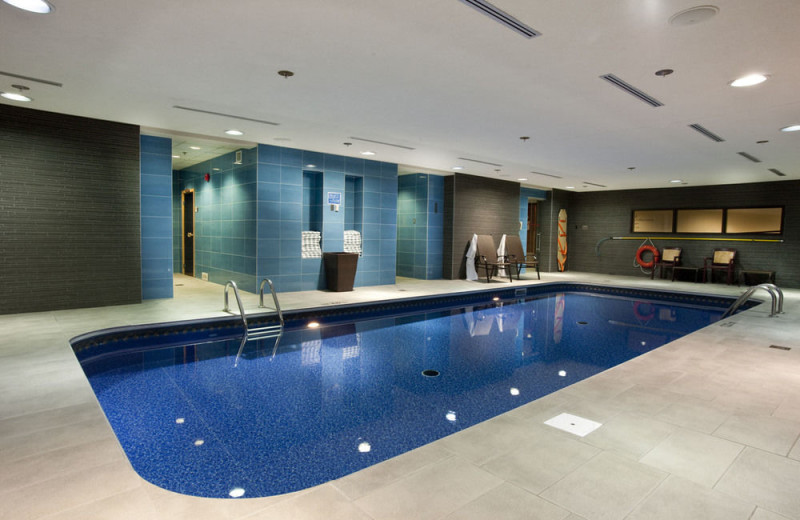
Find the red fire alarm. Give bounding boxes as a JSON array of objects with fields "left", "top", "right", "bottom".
[{"left": 204, "top": 173, "right": 210, "bottom": 182}]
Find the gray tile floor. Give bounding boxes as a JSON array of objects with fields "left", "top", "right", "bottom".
[{"left": 2, "top": 272, "right": 800, "bottom": 519}]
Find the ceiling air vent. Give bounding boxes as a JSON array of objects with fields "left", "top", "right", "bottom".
[
  {"left": 600, "top": 74, "right": 664, "bottom": 107},
  {"left": 769, "top": 168, "right": 787, "bottom": 177},
  {"left": 458, "top": 0, "right": 541, "bottom": 38},
  {"left": 531, "top": 171, "right": 563, "bottom": 179},
  {"left": 689, "top": 123, "right": 725, "bottom": 142},
  {"left": 737, "top": 152, "right": 762, "bottom": 163},
  {"left": 173, "top": 105, "right": 279, "bottom": 126},
  {"left": 349, "top": 137, "right": 416, "bottom": 150},
  {"left": 457, "top": 157, "right": 503, "bottom": 167},
  {"left": 582, "top": 181, "right": 606, "bottom": 187}
]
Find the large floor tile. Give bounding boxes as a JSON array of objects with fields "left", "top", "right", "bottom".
[
  {"left": 581, "top": 411, "right": 676, "bottom": 459},
  {"left": 715, "top": 447, "right": 800, "bottom": 519},
  {"left": 713, "top": 414, "right": 800, "bottom": 455},
  {"left": 243, "top": 485, "right": 371, "bottom": 520},
  {"left": 442, "top": 483, "right": 571, "bottom": 520},
  {"left": 332, "top": 443, "right": 454, "bottom": 500},
  {"left": 654, "top": 396, "right": 733, "bottom": 433},
  {"left": 540, "top": 451, "right": 666, "bottom": 520},
  {"left": 639, "top": 428, "right": 744, "bottom": 487},
  {"left": 480, "top": 425, "right": 600, "bottom": 493},
  {"left": 354, "top": 456, "right": 503, "bottom": 520},
  {"left": 626, "top": 475, "right": 754, "bottom": 520}
]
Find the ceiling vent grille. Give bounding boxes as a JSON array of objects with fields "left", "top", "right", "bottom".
[
  {"left": 457, "top": 157, "right": 503, "bottom": 167},
  {"left": 600, "top": 74, "right": 664, "bottom": 107},
  {"left": 173, "top": 105, "right": 279, "bottom": 126},
  {"left": 582, "top": 181, "right": 607, "bottom": 187},
  {"left": 737, "top": 152, "right": 762, "bottom": 163},
  {"left": 458, "top": 0, "right": 541, "bottom": 38},
  {"left": 349, "top": 136, "right": 416, "bottom": 150},
  {"left": 0, "top": 70, "right": 63, "bottom": 87},
  {"left": 769, "top": 168, "right": 787, "bottom": 177},
  {"left": 531, "top": 171, "right": 563, "bottom": 179},
  {"left": 689, "top": 123, "right": 725, "bottom": 142}
]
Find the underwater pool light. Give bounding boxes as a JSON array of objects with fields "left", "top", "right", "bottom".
[
  {"left": 510, "top": 387, "right": 520, "bottom": 396},
  {"left": 229, "top": 487, "right": 245, "bottom": 498},
  {"left": 445, "top": 411, "right": 457, "bottom": 422},
  {"left": 358, "top": 441, "right": 371, "bottom": 453}
]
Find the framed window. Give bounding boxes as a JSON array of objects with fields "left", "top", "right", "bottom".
[
  {"left": 725, "top": 207, "right": 783, "bottom": 234},
  {"left": 632, "top": 209, "right": 673, "bottom": 233},
  {"left": 676, "top": 209, "right": 723, "bottom": 233}
]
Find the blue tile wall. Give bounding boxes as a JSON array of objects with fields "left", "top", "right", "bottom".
[
  {"left": 176, "top": 147, "right": 258, "bottom": 291},
  {"left": 396, "top": 174, "right": 443, "bottom": 280},
  {"left": 257, "top": 145, "right": 397, "bottom": 292},
  {"left": 140, "top": 135, "right": 173, "bottom": 299}
]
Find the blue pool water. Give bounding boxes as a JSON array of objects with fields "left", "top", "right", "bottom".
[{"left": 76, "top": 287, "right": 729, "bottom": 498}]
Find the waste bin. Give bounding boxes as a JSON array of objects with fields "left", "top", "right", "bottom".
[{"left": 323, "top": 252, "right": 359, "bottom": 292}]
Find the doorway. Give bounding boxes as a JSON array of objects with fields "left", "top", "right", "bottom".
[
  {"left": 526, "top": 201, "right": 539, "bottom": 256},
  {"left": 181, "top": 189, "right": 195, "bottom": 276}
]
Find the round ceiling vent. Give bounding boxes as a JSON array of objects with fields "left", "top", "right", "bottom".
[{"left": 669, "top": 5, "right": 719, "bottom": 26}]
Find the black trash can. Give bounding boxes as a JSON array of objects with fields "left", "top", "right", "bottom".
[{"left": 323, "top": 252, "right": 359, "bottom": 292}]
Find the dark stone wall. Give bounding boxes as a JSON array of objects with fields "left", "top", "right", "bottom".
[
  {"left": 565, "top": 181, "right": 800, "bottom": 287},
  {"left": 0, "top": 104, "right": 141, "bottom": 313},
  {"left": 443, "top": 173, "right": 521, "bottom": 279}
]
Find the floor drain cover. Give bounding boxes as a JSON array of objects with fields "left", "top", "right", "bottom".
[
  {"left": 544, "top": 413, "right": 602, "bottom": 437},
  {"left": 421, "top": 369, "right": 440, "bottom": 377}
]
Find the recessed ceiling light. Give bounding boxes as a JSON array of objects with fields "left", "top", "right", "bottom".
[
  {"left": 224, "top": 129, "right": 244, "bottom": 136},
  {"left": 2, "top": 0, "right": 53, "bottom": 14},
  {"left": 0, "top": 84, "right": 32, "bottom": 102},
  {"left": 669, "top": 5, "right": 719, "bottom": 26},
  {"left": 517, "top": 178, "right": 528, "bottom": 181},
  {"left": 189, "top": 146, "right": 201, "bottom": 150},
  {"left": 360, "top": 151, "right": 375, "bottom": 156},
  {"left": 172, "top": 155, "right": 180, "bottom": 159},
  {"left": 730, "top": 73, "right": 768, "bottom": 87},
  {"left": 670, "top": 179, "right": 683, "bottom": 183},
  {"left": 780, "top": 124, "right": 800, "bottom": 132},
  {"left": 452, "top": 166, "right": 463, "bottom": 170},
  {"left": 565, "top": 186, "right": 575, "bottom": 189},
  {"left": 305, "top": 164, "right": 316, "bottom": 168}
]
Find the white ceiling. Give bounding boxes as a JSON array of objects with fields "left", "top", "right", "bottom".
[{"left": 2, "top": 0, "right": 799, "bottom": 190}]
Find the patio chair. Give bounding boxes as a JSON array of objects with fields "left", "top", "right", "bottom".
[
  {"left": 652, "top": 247, "right": 681, "bottom": 280},
  {"left": 703, "top": 248, "right": 737, "bottom": 284},
  {"left": 505, "top": 235, "right": 540, "bottom": 280},
  {"left": 475, "top": 235, "right": 513, "bottom": 283}
]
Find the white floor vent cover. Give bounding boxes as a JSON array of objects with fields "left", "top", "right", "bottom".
[{"left": 544, "top": 413, "right": 602, "bottom": 437}]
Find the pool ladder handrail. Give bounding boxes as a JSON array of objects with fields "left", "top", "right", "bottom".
[
  {"left": 223, "top": 280, "right": 284, "bottom": 366},
  {"left": 722, "top": 283, "right": 784, "bottom": 319}
]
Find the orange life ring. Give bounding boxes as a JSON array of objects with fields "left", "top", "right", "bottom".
[{"left": 635, "top": 245, "right": 659, "bottom": 269}]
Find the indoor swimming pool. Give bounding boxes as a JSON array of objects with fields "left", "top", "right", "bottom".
[{"left": 72, "top": 284, "right": 737, "bottom": 498}]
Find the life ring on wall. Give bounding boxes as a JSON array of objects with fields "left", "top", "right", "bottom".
[{"left": 635, "top": 245, "right": 659, "bottom": 269}]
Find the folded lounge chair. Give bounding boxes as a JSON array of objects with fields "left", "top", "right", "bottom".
[
  {"left": 505, "top": 234, "right": 540, "bottom": 280},
  {"left": 475, "top": 234, "right": 513, "bottom": 283}
]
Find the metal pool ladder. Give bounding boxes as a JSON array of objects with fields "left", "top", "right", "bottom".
[
  {"left": 722, "top": 283, "right": 784, "bottom": 319},
  {"left": 223, "top": 279, "right": 285, "bottom": 365}
]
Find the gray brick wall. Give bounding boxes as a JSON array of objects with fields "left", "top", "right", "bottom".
[
  {"left": 443, "top": 174, "right": 520, "bottom": 279},
  {"left": 0, "top": 105, "right": 141, "bottom": 313},
  {"left": 564, "top": 181, "right": 800, "bottom": 287}
]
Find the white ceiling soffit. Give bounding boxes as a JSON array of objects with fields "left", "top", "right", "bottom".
[{"left": 1, "top": 0, "right": 800, "bottom": 191}]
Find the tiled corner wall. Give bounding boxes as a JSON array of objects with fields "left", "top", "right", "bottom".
[
  {"left": 257, "top": 145, "right": 397, "bottom": 293},
  {"left": 0, "top": 104, "right": 142, "bottom": 314},
  {"left": 397, "top": 174, "right": 444, "bottom": 280},
  {"left": 140, "top": 135, "right": 174, "bottom": 299},
  {"left": 176, "top": 148, "right": 258, "bottom": 291}
]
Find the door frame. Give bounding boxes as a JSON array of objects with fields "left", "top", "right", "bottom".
[{"left": 181, "top": 189, "right": 195, "bottom": 276}]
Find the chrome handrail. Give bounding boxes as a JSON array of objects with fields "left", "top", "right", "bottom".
[
  {"left": 223, "top": 281, "right": 248, "bottom": 330},
  {"left": 259, "top": 278, "right": 284, "bottom": 327},
  {"left": 722, "top": 283, "right": 784, "bottom": 319}
]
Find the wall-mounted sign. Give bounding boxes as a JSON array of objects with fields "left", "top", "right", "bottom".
[{"left": 327, "top": 192, "right": 341, "bottom": 205}]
